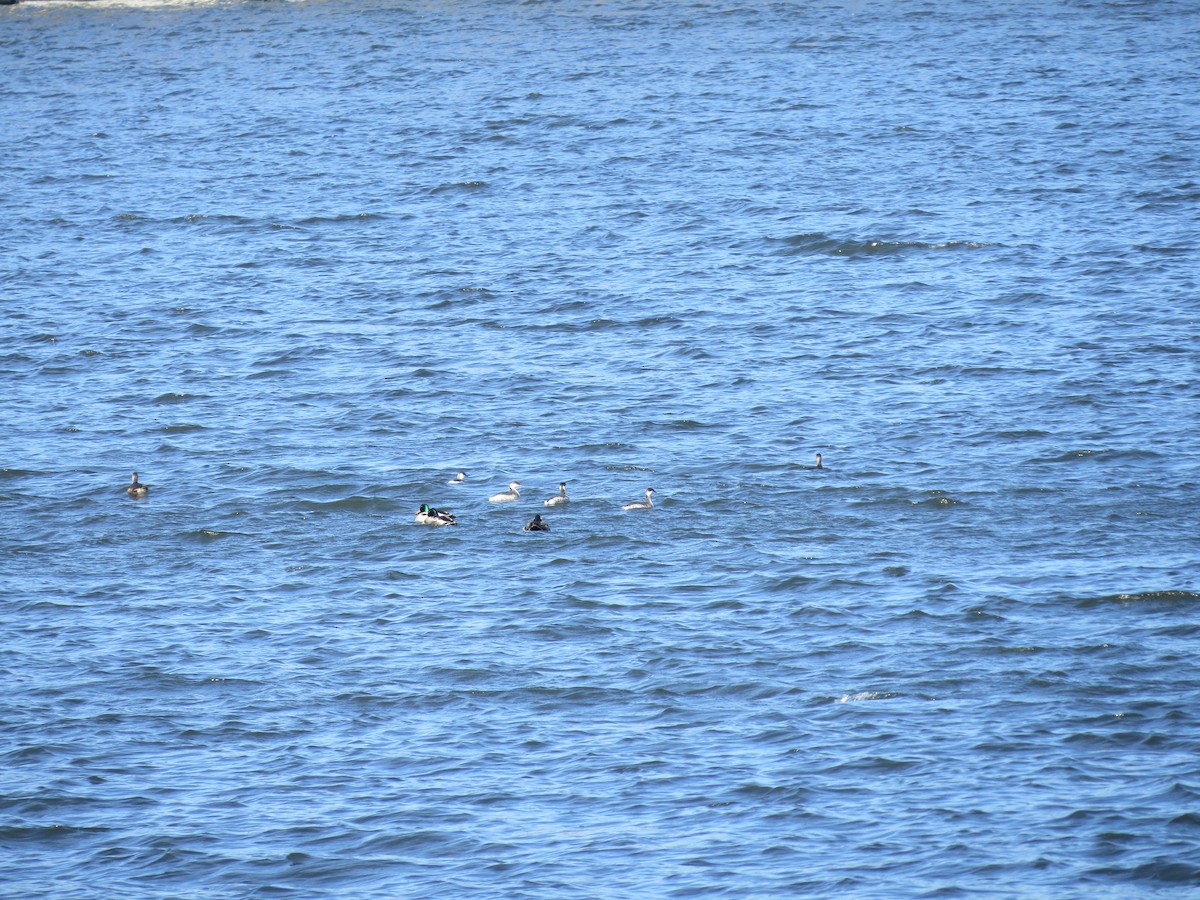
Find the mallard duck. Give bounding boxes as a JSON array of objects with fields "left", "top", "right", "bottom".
[
  {"left": 544, "top": 482, "right": 568, "bottom": 506},
  {"left": 415, "top": 503, "right": 456, "bottom": 526},
  {"left": 127, "top": 472, "right": 149, "bottom": 497},
  {"left": 523, "top": 514, "right": 550, "bottom": 532},
  {"left": 622, "top": 487, "right": 655, "bottom": 510},
  {"left": 488, "top": 481, "right": 521, "bottom": 502}
]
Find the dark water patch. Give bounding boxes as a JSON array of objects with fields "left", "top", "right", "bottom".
[
  {"left": 763, "top": 574, "right": 820, "bottom": 594},
  {"left": 844, "top": 488, "right": 964, "bottom": 510},
  {"left": 1033, "top": 447, "right": 1145, "bottom": 464},
  {"left": 182, "top": 528, "right": 254, "bottom": 542},
  {"left": 1134, "top": 244, "right": 1192, "bottom": 256},
  {"left": 423, "top": 287, "right": 500, "bottom": 308},
  {"left": 183, "top": 322, "right": 227, "bottom": 336},
  {"left": 150, "top": 392, "right": 204, "bottom": 405},
  {"left": 429, "top": 180, "right": 489, "bottom": 195},
  {"left": 1154, "top": 623, "right": 1200, "bottom": 639},
  {"left": 768, "top": 232, "right": 990, "bottom": 258},
  {"left": 0, "top": 823, "right": 112, "bottom": 845},
  {"left": 1074, "top": 590, "right": 1200, "bottom": 609},
  {"left": 0, "top": 468, "right": 42, "bottom": 480},
  {"left": 171, "top": 213, "right": 255, "bottom": 228},
  {"left": 824, "top": 756, "right": 924, "bottom": 775},
  {"left": 295, "top": 212, "right": 384, "bottom": 226},
  {"left": 914, "top": 492, "right": 965, "bottom": 508},
  {"left": 995, "top": 429, "right": 1051, "bottom": 440},
  {"left": 247, "top": 367, "right": 293, "bottom": 380},
  {"left": 1091, "top": 859, "right": 1200, "bottom": 886}
]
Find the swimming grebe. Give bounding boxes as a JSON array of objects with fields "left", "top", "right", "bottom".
[
  {"left": 523, "top": 514, "right": 550, "bottom": 532},
  {"left": 127, "top": 472, "right": 148, "bottom": 497},
  {"left": 815, "top": 453, "right": 823, "bottom": 469},
  {"left": 622, "top": 487, "right": 655, "bottom": 510},
  {"left": 448, "top": 470, "right": 467, "bottom": 484},
  {"left": 415, "top": 504, "right": 456, "bottom": 526},
  {"left": 488, "top": 481, "right": 522, "bottom": 502},
  {"left": 544, "top": 482, "right": 568, "bottom": 506}
]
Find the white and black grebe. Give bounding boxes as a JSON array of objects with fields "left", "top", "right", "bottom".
[
  {"left": 622, "top": 487, "right": 654, "bottom": 510},
  {"left": 488, "top": 481, "right": 522, "bottom": 502}
]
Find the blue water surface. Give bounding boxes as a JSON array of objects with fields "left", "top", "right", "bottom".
[{"left": 2, "top": 0, "right": 1199, "bottom": 896}]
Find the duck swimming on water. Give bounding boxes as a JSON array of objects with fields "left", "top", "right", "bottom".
[
  {"left": 523, "top": 514, "right": 550, "bottom": 532},
  {"left": 488, "top": 481, "right": 522, "bottom": 502},
  {"left": 622, "top": 487, "right": 655, "bottom": 510},
  {"left": 544, "top": 482, "right": 568, "bottom": 506},
  {"left": 415, "top": 504, "right": 456, "bottom": 526},
  {"left": 127, "top": 472, "right": 148, "bottom": 497}
]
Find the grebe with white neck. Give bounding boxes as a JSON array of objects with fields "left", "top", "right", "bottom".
[
  {"left": 622, "top": 487, "right": 655, "bottom": 510},
  {"left": 544, "top": 482, "right": 568, "bottom": 506},
  {"left": 448, "top": 470, "right": 467, "bottom": 484},
  {"left": 488, "top": 481, "right": 522, "bottom": 502}
]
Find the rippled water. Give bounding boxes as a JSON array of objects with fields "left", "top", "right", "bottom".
[{"left": 3, "top": 0, "right": 1199, "bottom": 895}]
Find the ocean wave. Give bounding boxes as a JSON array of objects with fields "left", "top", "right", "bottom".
[
  {"left": 151, "top": 392, "right": 203, "bottom": 405},
  {"left": 835, "top": 691, "right": 903, "bottom": 704},
  {"left": 182, "top": 528, "right": 252, "bottom": 541},
  {"left": 1076, "top": 590, "right": 1200, "bottom": 609},
  {"left": 769, "top": 232, "right": 991, "bottom": 257},
  {"left": 429, "top": 181, "right": 489, "bottom": 195},
  {"left": 1034, "top": 447, "right": 1164, "bottom": 464}
]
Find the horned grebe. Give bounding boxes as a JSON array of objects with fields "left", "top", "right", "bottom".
[
  {"left": 488, "top": 481, "right": 522, "bottom": 502},
  {"left": 544, "top": 482, "right": 568, "bottom": 506},
  {"left": 127, "top": 472, "right": 148, "bottom": 497},
  {"left": 622, "top": 487, "right": 655, "bottom": 510},
  {"left": 448, "top": 470, "right": 467, "bottom": 485}
]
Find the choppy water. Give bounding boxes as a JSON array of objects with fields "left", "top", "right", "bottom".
[{"left": 3, "top": 0, "right": 1199, "bottom": 895}]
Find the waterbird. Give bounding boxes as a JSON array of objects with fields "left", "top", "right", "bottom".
[
  {"left": 622, "top": 487, "right": 655, "bottom": 510},
  {"left": 448, "top": 470, "right": 467, "bottom": 484},
  {"left": 415, "top": 504, "right": 456, "bottom": 526},
  {"left": 488, "top": 481, "right": 522, "bottom": 502},
  {"left": 523, "top": 514, "right": 550, "bottom": 532},
  {"left": 127, "top": 472, "right": 148, "bottom": 497},
  {"left": 815, "top": 453, "right": 823, "bottom": 469},
  {"left": 544, "top": 482, "right": 568, "bottom": 506}
]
